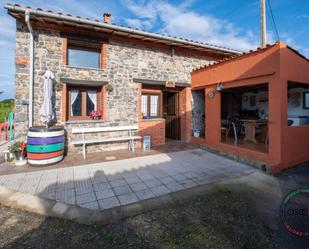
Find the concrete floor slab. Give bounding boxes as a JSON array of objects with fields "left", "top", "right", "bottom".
[{"left": 0, "top": 149, "right": 256, "bottom": 212}]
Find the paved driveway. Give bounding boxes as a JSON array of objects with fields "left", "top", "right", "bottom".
[{"left": 0, "top": 149, "right": 255, "bottom": 211}]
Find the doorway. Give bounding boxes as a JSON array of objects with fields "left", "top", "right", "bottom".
[{"left": 163, "top": 91, "right": 180, "bottom": 140}]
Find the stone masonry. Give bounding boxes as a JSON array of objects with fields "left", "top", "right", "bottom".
[{"left": 14, "top": 20, "right": 216, "bottom": 153}]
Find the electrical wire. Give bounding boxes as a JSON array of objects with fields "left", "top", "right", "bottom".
[{"left": 266, "top": 0, "right": 280, "bottom": 41}]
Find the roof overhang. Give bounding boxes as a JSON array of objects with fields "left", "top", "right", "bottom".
[
  {"left": 60, "top": 78, "right": 108, "bottom": 86},
  {"left": 133, "top": 78, "right": 190, "bottom": 88},
  {"left": 4, "top": 3, "right": 241, "bottom": 57}
]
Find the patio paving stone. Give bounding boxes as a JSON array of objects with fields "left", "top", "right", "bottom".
[
  {"left": 165, "top": 182, "right": 185, "bottom": 192},
  {"left": 113, "top": 185, "right": 132, "bottom": 195},
  {"left": 0, "top": 149, "right": 256, "bottom": 211},
  {"left": 109, "top": 179, "right": 127, "bottom": 188},
  {"left": 171, "top": 173, "right": 187, "bottom": 182},
  {"left": 135, "top": 189, "right": 155, "bottom": 200},
  {"left": 76, "top": 192, "right": 97, "bottom": 205},
  {"left": 117, "top": 192, "right": 139, "bottom": 205},
  {"left": 93, "top": 182, "right": 111, "bottom": 192},
  {"left": 179, "top": 179, "right": 198, "bottom": 189},
  {"left": 144, "top": 178, "right": 162, "bottom": 188},
  {"left": 129, "top": 182, "right": 148, "bottom": 192},
  {"left": 107, "top": 174, "right": 123, "bottom": 181},
  {"left": 124, "top": 176, "right": 141, "bottom": 184},
  {"left": 150, "top": 185, "right": 170, "bottom": 197},
  {"left": 98, "top": 196, "right": 120, "bottom": 210},
  {"left": 159, "top": 176, "right": 176, "bottom": 185},
  {"left": 95, "top": 189, "right": 115, "bottom": 199},
  {"left": 78, "top": 200, "right": 99, "bottom": 210}
]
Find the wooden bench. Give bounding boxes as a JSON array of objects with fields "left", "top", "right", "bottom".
[{"left": 71, "top": 125, "right": 142, "bottom": 159}]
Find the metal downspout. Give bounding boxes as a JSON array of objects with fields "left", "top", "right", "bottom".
[{"left": 25, "top": 10, "right": 34, "bottom": 128}]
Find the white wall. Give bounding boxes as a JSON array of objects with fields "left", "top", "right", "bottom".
[
  {"left": 240, "top": 88, "right": 309, "bottom": 126},
  {"left": 242, "top": 91, "right": 268, "bottom": 117},
  {"left": 288, "top": 88, "right": 309, "bottom": 116}
]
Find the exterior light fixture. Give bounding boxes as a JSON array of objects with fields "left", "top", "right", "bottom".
[{"left": 216, "top": 82, "right": 223, "bottom": 92}]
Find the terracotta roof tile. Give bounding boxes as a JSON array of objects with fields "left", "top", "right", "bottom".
[
  {"left": 192, "top": 43, "right": 279, "bottom": 72},
  {"left": 5, "top": 2, "right": 240, "bottom": 54}
]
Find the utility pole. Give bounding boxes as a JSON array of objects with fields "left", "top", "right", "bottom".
[{"left": 260, "top": 0, "right": 267, "bottom": 48}]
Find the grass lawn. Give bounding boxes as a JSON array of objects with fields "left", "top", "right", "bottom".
[
  {"left": 0, "top": 100, "right": 14, "bottom": 123},
  {"left": 0, "top": 190, "right": 276, "bottom": 249}
]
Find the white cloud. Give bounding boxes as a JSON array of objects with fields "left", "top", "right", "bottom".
[
  {"left": 280, "top": 33, "right": 309, "bottom": 58},
  {"left": 297, "top": 14, "right": 309, "bottom": 19},
  {"left": 123, "top": 0, "right": 259, "bottom": 51},
  {"left": 125, "top": 18, "right": 154, "bottom": 29}
]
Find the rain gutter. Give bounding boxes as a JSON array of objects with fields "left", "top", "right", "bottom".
[
  {"left": 5, "top": 4, "right": 241, "bottom": 55},
  {"left": 25, "top": 10, "right": 34, "bottom": 128}
]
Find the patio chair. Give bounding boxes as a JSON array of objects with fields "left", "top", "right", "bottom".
[{"left": 226, "top": 117, "right": 243, "bottom": 145}]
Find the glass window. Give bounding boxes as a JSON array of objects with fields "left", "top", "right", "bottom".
[
  {"left": 70, "top": 90, "right": 82, "bottom": 116},
  {"left": 304, "top": 92, "right": 309, "bottom": 109},
  {"left": 141, "top": 95, "right": 148, "bottom": 117},
  {"left": 86, "top": 91, "right": 97, "bottom": 116},
  {"left": 142, "top": 94, "right": 160, "bottom": 118},
  {"left": 150, "top": 95, "right": 158, "bottom": 116},
  {"left": 68, "top": 46, "right": 100, "bottom": 69},
  {"left": 68, "top": 87, "right": 100, "bottom": 120}
]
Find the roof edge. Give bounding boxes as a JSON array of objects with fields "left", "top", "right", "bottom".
[
  {"left": 4, "top": 3, "right": 241, "bottom": 55},
  {"left": 192, "top": 42, "right": 281, "bottom": 73}
]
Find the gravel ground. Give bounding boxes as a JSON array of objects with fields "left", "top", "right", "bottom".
[{"left": 0, "top": 190, "right": 276, "bottom": 249}]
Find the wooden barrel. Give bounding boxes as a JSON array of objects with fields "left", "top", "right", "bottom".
[{"left": 27, "top": 126, "right": 65, "bottom": 166}]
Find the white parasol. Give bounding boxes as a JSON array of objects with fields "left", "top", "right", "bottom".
[{"left": 40, "top": 70, "right": 55, "bottom": 126}]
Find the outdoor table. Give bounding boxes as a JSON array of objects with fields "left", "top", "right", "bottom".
[{"left": 241, "top": 119, "right": 268, "bottom": 144}]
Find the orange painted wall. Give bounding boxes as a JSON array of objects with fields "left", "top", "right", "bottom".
[
  {"left": 279, "top": 43, "right": 309, "bottom": 172},
  {"left": 139, "top": 119, "right": 166, "bottom": 146},
  {"left": 191, "top": 42, "right": 309, "bottom": 173},
  {"left": 137, "top": 84, "right": 191, "bottom": 146}
]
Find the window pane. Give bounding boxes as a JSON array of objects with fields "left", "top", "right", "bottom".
[
  {"left": 305, "top": 93, "right": 309, "bottom": 108},
  {"left": 150, "top": 95, "right": 158, "bottom": 116},
  {"left": 68, "top": 47, "right": 100, "bottom": 68},
  {"left": 86, "top": 91, "right": 97, "bottom": 115},
  {"left": 70, "top": 90, "right": 81, "bottom": 116},
  {"left": 141, "top": 95, "right": 148, "bottom": 117}
]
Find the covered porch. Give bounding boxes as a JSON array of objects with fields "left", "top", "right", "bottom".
[{"left": 191, "top": 42, "right": 309, "bottom": 173}]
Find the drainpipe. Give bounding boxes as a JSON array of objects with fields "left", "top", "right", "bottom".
[{"left": 25, "top": 10, "right": 34, "bottom": 128}]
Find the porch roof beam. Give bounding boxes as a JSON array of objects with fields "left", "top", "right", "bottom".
[{"left": 133, "top": 78, "right": 190, "bottom": 87}]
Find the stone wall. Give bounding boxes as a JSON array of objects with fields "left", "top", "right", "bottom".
[
  {"left": 191, "top": 90, "right": 205, "bottom": 137},
  {"left": 14, "top": 20, "right": 216, "bottom": 152}
]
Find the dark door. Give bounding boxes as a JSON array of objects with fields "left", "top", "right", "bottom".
[{"left": 163, "top": 91, "right": 180, "bottom": 140}]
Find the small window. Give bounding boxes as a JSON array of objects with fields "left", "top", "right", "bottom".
[
  {"left": 67, "top": 45, "right": 101, "bottom": 69},
  {"left": 303, "top": 92, "right": 309, "bottom": 109},
  {"left": 68, "top": 86, "right": 100, "bottom": 120},
  {"left": 141, "top": 94, "right": 160, "bottom": 118}
]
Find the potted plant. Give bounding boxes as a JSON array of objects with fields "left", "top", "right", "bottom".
[
  {"left": 9, "top": 141, "right": 26, "bottom": 161},
  {"left": 90, "top": 110, "right": 102, "bottom": 120}
]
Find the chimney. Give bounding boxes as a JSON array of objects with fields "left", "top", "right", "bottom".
[{"left": 103, "top": 12, "right": 111, "bottom": 24}]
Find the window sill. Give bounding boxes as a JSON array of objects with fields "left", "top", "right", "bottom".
[
  {"left": 65, "top": 65, "right": 105, "bottom": 71},
  {"left": 65, "top": 119, "right": 105, "bottom": 124},
  {"left": 142, "top": 118, "right": 164, "bottom": 122}
]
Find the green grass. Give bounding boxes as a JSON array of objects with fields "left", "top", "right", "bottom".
[{"left": 0, "top": 100, "right": 14, "bottom": 123}]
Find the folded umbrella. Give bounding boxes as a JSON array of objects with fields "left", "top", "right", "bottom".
[{"left": 40, "top": 70, "right": 55, "bottom": 126}]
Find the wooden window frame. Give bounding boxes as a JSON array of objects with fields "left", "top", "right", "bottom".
[
  {"left": 141, "top": 92, "right": 161, "bottom": 119},
  {"left": 67, "top": 85, "right": 103, "bottom": 121}
]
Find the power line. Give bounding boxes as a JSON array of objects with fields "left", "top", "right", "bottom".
[
  {"left": 221, "top": 0, "right": 249, "bottom": 20},
  {"left": 266, "top": 0, "right": 280, "bottom": 41}
]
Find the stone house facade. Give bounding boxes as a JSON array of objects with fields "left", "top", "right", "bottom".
[{"left": 6, "top": 3, "right": 238, "bottom": 154}]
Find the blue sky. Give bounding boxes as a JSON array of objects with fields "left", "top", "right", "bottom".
[{"left": 0, "top": 0, "right": 309, "bottom": 100}]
